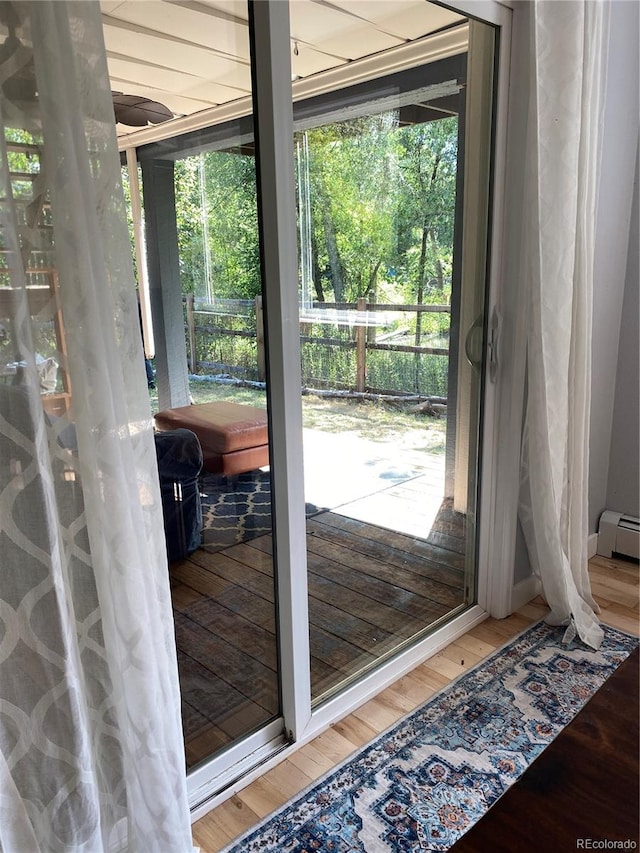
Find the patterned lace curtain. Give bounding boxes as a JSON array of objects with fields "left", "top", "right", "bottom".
[
  {"left": 0, "top": 2, "right": 194, "bottom": 849},
  {"left": 518, "top": 0, "right": 609, "bottom": 650}
]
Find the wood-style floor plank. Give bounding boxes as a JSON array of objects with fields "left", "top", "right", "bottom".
[
  {"left": 180, "top": 599, "right": 278, "bottom": 669},
  {"left": 192, "top": 796, "right": 261, "bottom": 852},
  {"left": 331, "top": 713, "right": 379, "bottom": 748},
  {"left": 189, "top": 549, "right": 276, "bottom": 602},
  {"left": 236, "top": 775, "right": 290, "bottom": 820},
  {"left": 307, "top": 563, "right": 428, "bottom": 638}
]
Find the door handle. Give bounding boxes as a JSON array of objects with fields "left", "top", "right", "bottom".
[
  {"left": 488, "top": 306, "right": 499, "bottom": 383},
  {"left": 464, "top": 312, "right": 484, "bottom": 371},
  {"left": 464, "top": 308, "right": 499, "bottom": 380}
]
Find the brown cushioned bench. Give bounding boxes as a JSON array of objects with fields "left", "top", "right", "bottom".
[{"left": 154, "top": 401, "right": 269, "bottom": 476}]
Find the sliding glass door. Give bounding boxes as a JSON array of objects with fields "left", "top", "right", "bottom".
[
  {"left": 129, "top": 0, "right": 505, "bottom": 807},
  {"left": 135, "top": 1, "right": 287, "bottom": 786},
  {"left": 295, "top": 25, "right": 497, "bottom": 704}
]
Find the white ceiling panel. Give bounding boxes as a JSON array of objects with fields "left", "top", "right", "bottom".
[
  {"left": 102, "top": 0, "right": 469, "bottom": 136},
  {"left": 100, "top": 0, "right": 126, "bottom": 12},
  {"left": 189, "top": 0, "right": 249, "bottom": 20},
  {"left": 103, "top": 23, "right": 249, "bottom": 79},
  {"left": 107, "top": 49, "right": 251, "bottom": 97},
  {"left": 313, "top": 26, "right": 405, "bottom": 62},
  {"left": 292, "top": 45, "right": 347, "bottom": 79},
  {"left": 107, "top": 56, "right": 208, "bottom": 94},
  {"left": 178, "top": 77, "right": 250, "bottom": 104},
  {"left": 289, "top": 0, "right": 375, "bottom": 44},
  {"left": 319, "top": 1, "right": 464, "bottom": 41},
  {"left": 103, "top": 1, "right": 250, "bottom": 59}
]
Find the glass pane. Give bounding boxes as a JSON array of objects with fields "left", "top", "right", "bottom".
[
  {"left": 170, "top": 139, "right": 279, "bottom": 770},
  {"left": 131, "top": 3, "right": 281, "bottom": 772},
  {"left": 297, "top": 21, "right": 496, "bottom": 704}
]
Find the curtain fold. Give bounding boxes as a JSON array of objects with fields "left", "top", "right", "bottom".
[
  {"left": 0, "top": 2, "right": 195, "bottom": 849},
  {"left": 518, "top": 0, "right": 609, "bottom": 650}
]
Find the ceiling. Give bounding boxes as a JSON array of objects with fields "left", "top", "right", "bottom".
[{"left": 101, "top": 0, "right": 466, "bottom": 142}]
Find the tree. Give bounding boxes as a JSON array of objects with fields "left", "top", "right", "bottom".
[
  {"left": 395, "top": 117, "right": 458, "bottom": 345},
  {"left": 174, "top": 156, "right": 205, "bottom": 295},
  {"left": 299, "top": 114, "right": 397, "bottom": 304},
  {"left": 174, "top": 150, "right": 261, "bottom": 301},
  {"left": 202, "top": 151, "right": 260, "bottom": 300}
]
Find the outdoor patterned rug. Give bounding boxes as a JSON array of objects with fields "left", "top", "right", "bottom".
[
  {"left": 221, "top": 621, "right": 638, "bottom": 853},
  {"left": 199, "top": 470, "right": 464, "bottom": 555},
  {"left": 199, "top": 470, "right": 325, "bottom": 552}
]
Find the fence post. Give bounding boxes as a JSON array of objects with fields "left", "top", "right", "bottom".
[
  {"left": 356, "top": 295, "right": 366, "bottom": 392},
  {"left": 255, "top": 293, "right": 266, "bottom": 381},
  {"left": 186, "top": 294, "right": 197, "bottom": 374}
]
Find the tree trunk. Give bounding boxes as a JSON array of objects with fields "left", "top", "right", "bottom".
[
  {"left": 428, "top": 226, "right": 444, "bottom": 290},
  {"left": 414, "top": 215, "right": 430, "bottom": 394},
  {"left": 415, "top": 219, "right": 429, "bottom": 348},
  {"left": 311, "top": 230, "right": 325, "bottom": 302},
  {"left": 367, "top": 285, "right": 377, "bottom": 343},
  {"left": 368, "top": 258, "right": 382, "bottom": 294},
  {"left": 322, "top": 206, "right": 346, "bottom": 303}
]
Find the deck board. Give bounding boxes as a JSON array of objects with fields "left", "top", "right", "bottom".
[
  {"left": 173, "top": 505, "right": 466, "bottom": 768},
  {"left": 306, "top": 528, "right": 462, "bottom": 607},
  {"left": 311, "top": 512, "right": 466, "bottom": 578}
]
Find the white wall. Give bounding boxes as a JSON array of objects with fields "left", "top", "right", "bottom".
[
  {"left": 588, "top": 0, "right": 640, "bottom": 534},
  {"left": 606, "top": 146, "right": 639, "bottom": 518}
]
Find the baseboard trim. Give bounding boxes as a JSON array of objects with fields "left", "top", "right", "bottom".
[
  {"left": 588, "top": 533, "right": 598, "bottom": 560},
  {"left": 511, "top": 574, "right": 541, "bottom": 612}
]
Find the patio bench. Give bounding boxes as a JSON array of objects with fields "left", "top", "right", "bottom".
[{"left": 154, "top": 401, "right": 269, "bottom": 476}]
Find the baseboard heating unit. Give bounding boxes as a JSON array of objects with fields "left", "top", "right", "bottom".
[{"left": 597, "top": 511, "right": 640, "bottom": 560}]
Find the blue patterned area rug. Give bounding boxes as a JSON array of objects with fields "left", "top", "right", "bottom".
[
  {"left": 200, "top": 470, "right": 324, "bottom": 552},
  {"left": 221, "top": 622, "right": 638, "bottom": 853}
]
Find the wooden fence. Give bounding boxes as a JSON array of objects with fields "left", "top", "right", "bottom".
[{"left": 184, "top": 295, "right": 450, "bottom": 394}]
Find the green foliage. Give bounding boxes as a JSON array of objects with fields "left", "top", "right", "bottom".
[
  {"left": 396, "top": 116, "right": 457, "bottom": 301},
  {"left": 301, "top": 341, "right": 357, "bottom": 390},
  {"left": 160, "top": 106, "right": 459, "bottom": 397},
  {"left": 5, "top": 127, "right": 42, "bottom": 177},
  {"left": 188, "top": 302, "right": 261, "bottom": 381},
  {"left": 366, "top": 350, "right": 448, "bottom": 397},
  {"left": 298, "top": 339, "right": 448, "bottom": 397},
  {"left": 299, "top": 115, "right": 398, "bottom": 302},
  {"left": 175, "top": 151, "right": 260, "bottom": 300},
  {"left": 295, "top": 112, "right": 457, "bottom": 310},
  {"left": 171, "top": 111, "right": 459, "bottom": 309},
  {"left": 120, "top": 165, "right": 140, "bottom": 285},
  {"left": 174, "top": 157, "right": 205, "bottom": 295}
]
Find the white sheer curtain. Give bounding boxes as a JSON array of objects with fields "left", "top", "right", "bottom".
[
  {"left": 519, "top": 0, "right": 609, "bottom": 650},
  {"left": 0, "top": 2, "right": 195, "bottom": 850}
]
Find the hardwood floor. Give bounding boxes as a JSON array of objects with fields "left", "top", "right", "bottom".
[
  {"left": 172, "top": 497, "right": 467, "bottom": 768},
  {"left": 191, "top": 553, "right": 639, "bottom": 852}
]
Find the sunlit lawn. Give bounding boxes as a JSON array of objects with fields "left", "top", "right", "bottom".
[{"left": 149, "top": 375, "right": 446, "bottom": 454}]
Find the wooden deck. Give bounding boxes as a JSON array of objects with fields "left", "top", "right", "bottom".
[{"left": 171, "top": 498, "right": 467, "bottom": 768}]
